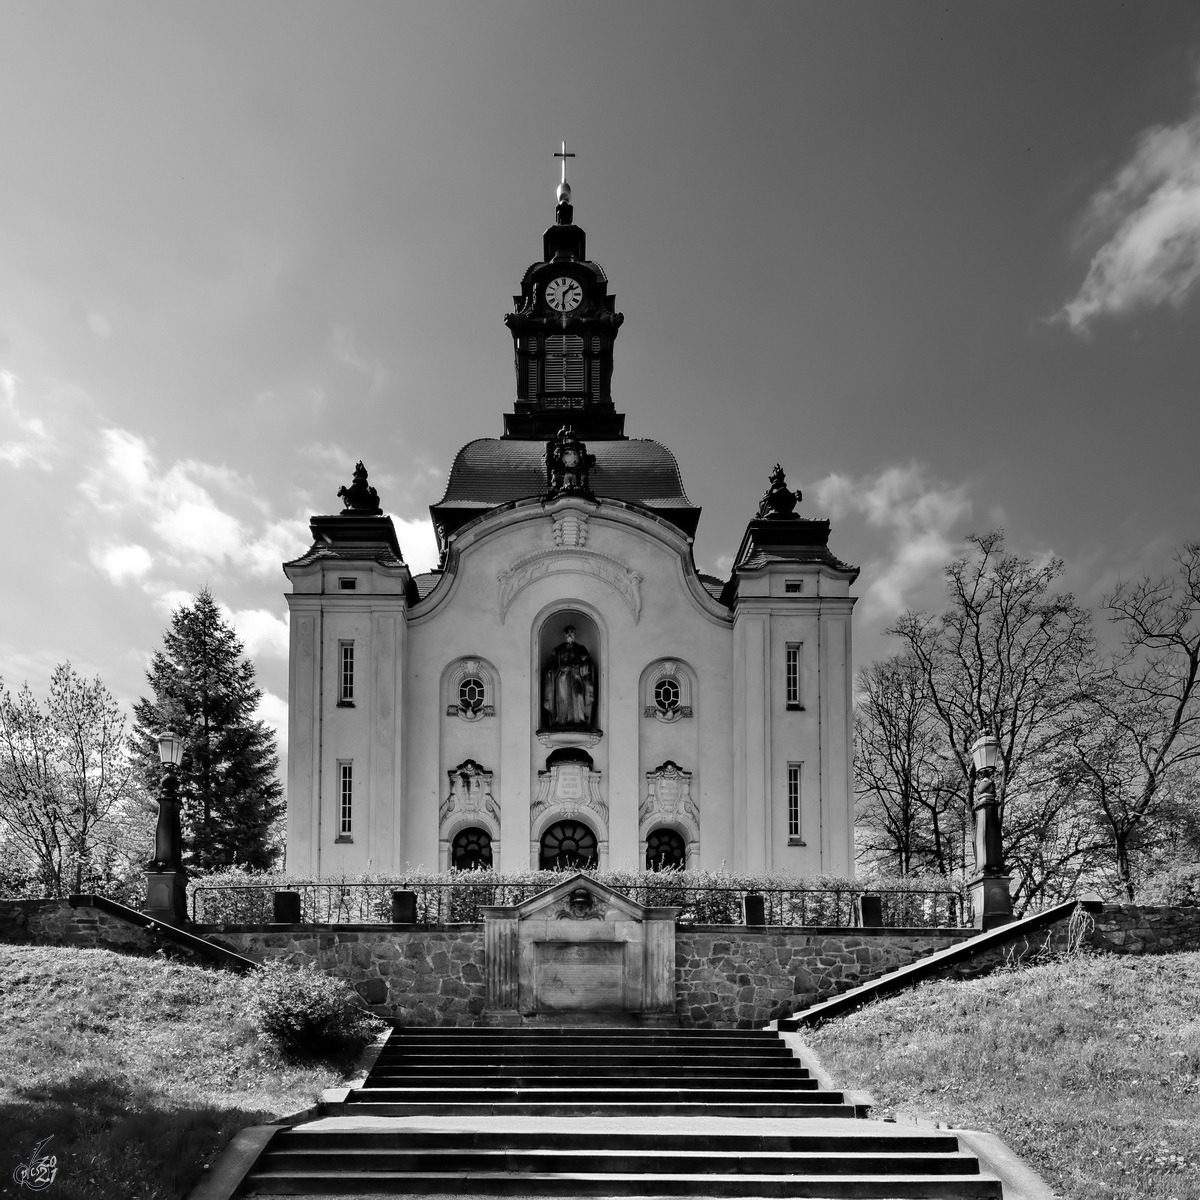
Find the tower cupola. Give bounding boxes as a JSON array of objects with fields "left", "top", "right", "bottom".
[{"left": 502, "top": 145, "right": 625, "bottom": 440}]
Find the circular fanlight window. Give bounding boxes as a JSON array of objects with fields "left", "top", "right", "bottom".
[
  {"left": 451, "top": 826, "right": 493, "bottom": 871},
  {"left": 539, "top": 820, "right": 598, "bottom": 870},
  {"left": 645, "top": 827, "right": 687, "bottom": 871},
  {"left": 459, "top": 676, "right": 485, "bottom": 713}
]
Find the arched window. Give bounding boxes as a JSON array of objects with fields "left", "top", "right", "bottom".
[
  {"left": 539, "top": 819, "right": 597, "bottom": 870},
  {"left": 642, "top": 660, "right": 694, "bottom": 722},
  {"left": 645, "top": 827, "right": 687, "bottom": 871},
  {"left": 451, "top": 827, "right": 493, "bottom": 871},
  {"left": 444, "top": 658, "right": 496, "bottom": 722}
]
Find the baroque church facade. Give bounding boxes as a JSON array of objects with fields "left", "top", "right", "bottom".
[{"left": 283, "top": 180, "right": 859, "bottom": 879}]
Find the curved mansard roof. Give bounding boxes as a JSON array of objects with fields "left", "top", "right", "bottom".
[{"left": 430, "top": 437, "right": 701, "bottom": 542}]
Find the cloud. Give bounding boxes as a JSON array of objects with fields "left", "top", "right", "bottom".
[
  {"left": 255, "top": 689, "right": 288, "bottom": 751},
  {"left": 0, "top": 370, "right": 54, "bottom": 469},
  {"left": 813, "top": 463, "right": 971, "bottom": 619},
  {"left": 92, "top": 542, "right": 153, "bottom": 584},
  {"left": 1059, "top": 93, "right": 1200, "bottom": 332},
  {"left": 227, "top": 607, "right": 290, "bottom": 659},
  {"left": 80, "top": 429, "right": 308, "bottom": 576},
  {"left": 393, "top": 515, "right": 440, "bottom": 573}
]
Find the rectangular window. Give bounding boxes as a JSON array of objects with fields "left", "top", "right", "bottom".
[
  {"left": 786, "top": 643, "right": 802, "bottom": 709},
  {"left": 338, "top": 577, "right": 357, "bottom": 590},
  {"left": 338, "top": 761, "right": 353, "bottom": 839},
  {"left": 788, "top": 763, "right": 802, "bottom": 841},
  {"left": 785, "top": 579, "right": 803, "bottom": 593},
  {"left": 339, "top": 641, "right": 354, "bottom": 704}
]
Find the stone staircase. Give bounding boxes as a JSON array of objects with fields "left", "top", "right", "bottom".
[{"left": 241, "top": 1026, "right": 1004, "bottom": 1196}]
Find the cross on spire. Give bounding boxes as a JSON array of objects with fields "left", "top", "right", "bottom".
[{"left": 554, "top": 140, "right": 575, "bottom": 185}]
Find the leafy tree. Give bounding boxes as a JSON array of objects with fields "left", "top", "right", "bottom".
[
  {"left": 133, "top": 588, "right": 283, "bottom": 874},
  {"left": 0, "top": 664, "right": 146, "bottom": 896}
]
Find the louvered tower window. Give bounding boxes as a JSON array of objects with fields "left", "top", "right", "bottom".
[
  {"left": 544, "top": 335, "right": 585, "bottom": 392},
  {"left": 526, "top": 338, "right": 538, "bottom": 396},
  {"left": 590, "top": 336, "right": 603, "bottom": 390}
]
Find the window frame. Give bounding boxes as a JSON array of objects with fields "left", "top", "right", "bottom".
[
  {"left": 787, "top": 762, "right": 804, "bottom": 844},
  {"left": 785, "top": 642, "right": 802, "bottom": 710},
  {"left": 337, "top": 760, "right": 354, "bottom": 842},
  {"left": 338, "top": 640, "right": 355, "bottom": 707}
]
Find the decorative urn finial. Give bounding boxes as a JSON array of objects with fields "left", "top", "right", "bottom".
[
  {"left": 757, "top": 464, "right": 800, "bottom": 519},
  {"left": 546, "top": 426, "right": 596, "bottom": 499},
  {"left": 337, "top": 461, "right": 382, "bottom": 515}
]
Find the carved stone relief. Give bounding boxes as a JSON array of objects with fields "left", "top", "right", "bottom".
[
  {"left": 640, "top": 760, "right": 698, "bottom": 830},
  {"left": 498, "top": 549, "right": 641, "bottom": 623},
  {"left": 440, "top": 759, "right": 500, "bottom": 834},
  {"left": 531, "top": 759, "right": 609, "bottom": 829}
]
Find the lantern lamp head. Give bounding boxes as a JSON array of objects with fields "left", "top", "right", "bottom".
[
  {"left": 157, "top": 729, "right": 183, "bottom": 768},
  {"left": 971, "top": 734, "right": 1001, "bottom": 774}
]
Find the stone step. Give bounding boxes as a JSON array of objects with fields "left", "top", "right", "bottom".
[
  {"left": 243, "top": 1168, "right": 1002, "bottom": 1197},
  {"left": 347, "top": 1086, "right": 841, "bottom": 1104},
  {"left": 369, "top": 1065, "right": 811, "bottom": 1075},
  {"left": 272, "top": 1130, "right": 962, "bottom": 1153},
  {"left": 364, "top": 1074, "right": 818, "bottom": 1089},
  {"left": 388, "top": 1027, "right": 772, "bottom": 1036},
  {"left": 376, "top": 1052, "right": 796, "bottom": 1068},
  {"left": 335, "top": 1101, "right": 860, "bottom": 1117},
  {"left": 255, "top": 1147, "right": 981, "bottom": 1176}
]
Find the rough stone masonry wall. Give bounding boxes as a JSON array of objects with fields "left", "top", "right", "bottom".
[
  {"left": 0, "top": 898, "right": 174, "bottom": 958},
  {"left": 5, "top": 899, "right": 1199, "bottom": 1027},
  {"left": 211, "top": 927, "right": 488, "bottom": 1024},
  {"left": 674, "top": 927, "right": 971, "bottom": 1028}
]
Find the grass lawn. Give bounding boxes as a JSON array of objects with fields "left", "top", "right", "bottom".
[
  {"left": 0, "top": 945, "right": 358, "bottom": 1200},
  {"left": 807, "top": 949, "right": 1200, "bottom": 1200}
]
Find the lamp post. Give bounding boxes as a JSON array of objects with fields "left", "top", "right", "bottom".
[
  {"left": 145, "top": 729, "right": 188, "bottom": 925},
  {"left": 968, "top": 734, "right": 1013, "bottom": 930}
]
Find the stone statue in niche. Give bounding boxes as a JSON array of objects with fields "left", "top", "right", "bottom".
[{"left": 542, "top": 626, "right": 596, "bottom": 728}]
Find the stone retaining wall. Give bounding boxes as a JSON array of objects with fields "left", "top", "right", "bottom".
[
  {"left": 5, "top": 898, "right": 1198, "bottom": 1028},
  {"left": 0, "top": 898, "right": 171, "bottom": 957},
  {"left": 212, "top": 926, "right": 487, "bottom": 1025},
  {"left": 674, "top": 927, "right": 970, "bottom": 1027}
]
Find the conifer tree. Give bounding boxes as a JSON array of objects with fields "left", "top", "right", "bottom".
[{"left": 133, "top": 588, "right": 283, "bottom": 873}]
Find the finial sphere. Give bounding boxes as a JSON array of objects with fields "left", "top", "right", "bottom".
[{"left": 557, "top": 180, "right": 572, "bottom": 204}]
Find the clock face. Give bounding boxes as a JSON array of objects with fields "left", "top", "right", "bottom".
[{"left": 545, "top": 276, "right": 583, "bottom": 312}]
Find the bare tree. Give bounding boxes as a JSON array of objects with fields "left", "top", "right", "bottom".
[
  {"left": 888, "top": 531, "right": 1098, "bottom": 911},
  {"left": 0, "top": 664, "right": 141, "bottom": 896},
  {"left": 854, "top": 655, "right": 967, "bottom": 876},
  {"left": 1063, "top": 545, "right": 1200, "bottom": 899}
]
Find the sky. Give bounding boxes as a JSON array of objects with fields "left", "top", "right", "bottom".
[{"left": 2, "top": 1, "right": 1200, "bottom": 772}]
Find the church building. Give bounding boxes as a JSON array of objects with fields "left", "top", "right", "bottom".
[{"left": 282, "top": 174, "right": 859, "bottom": 880}]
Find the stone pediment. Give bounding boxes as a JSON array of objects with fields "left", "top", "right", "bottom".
[{"left": 513, "top": 873, "right": 649, "bottom": 924}]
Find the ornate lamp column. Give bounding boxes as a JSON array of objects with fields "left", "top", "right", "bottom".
[
  {"left": 145, "top": 729, "right": 188, "bottom": 925},
  {"left": 968, "top": 734, "right": 1013, "bottom": 930}
]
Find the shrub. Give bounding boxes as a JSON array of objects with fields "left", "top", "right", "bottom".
[
  {"left": 246, "top": 961, "right": 383, "bottom": 1053},
  {"left": 1139, "top": 860, "right": 1200, "bottom": 907}
]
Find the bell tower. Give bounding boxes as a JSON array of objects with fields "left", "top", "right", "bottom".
[{"left": 502, "top": 144, "right": 626, "bottom": 440}]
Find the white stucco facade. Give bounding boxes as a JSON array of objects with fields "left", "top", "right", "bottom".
[
  {"left": 282, "top": 188, "right": 858, "bottom": 879},
  {"left": 284, "top": 492, "right": 856, "bottom": 878}
]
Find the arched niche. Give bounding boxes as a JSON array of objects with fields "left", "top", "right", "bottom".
[{"left": 536, "top": 608, "right": 602, "bottom": 741}]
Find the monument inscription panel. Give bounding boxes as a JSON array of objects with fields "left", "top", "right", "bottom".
[{"left": 534, "top": 941, "right": 624, "bottom": 1010}]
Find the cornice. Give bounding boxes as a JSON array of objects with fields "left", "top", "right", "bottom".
[{"left": 408, "top": 494, "right": 730, "bottom": 627}]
